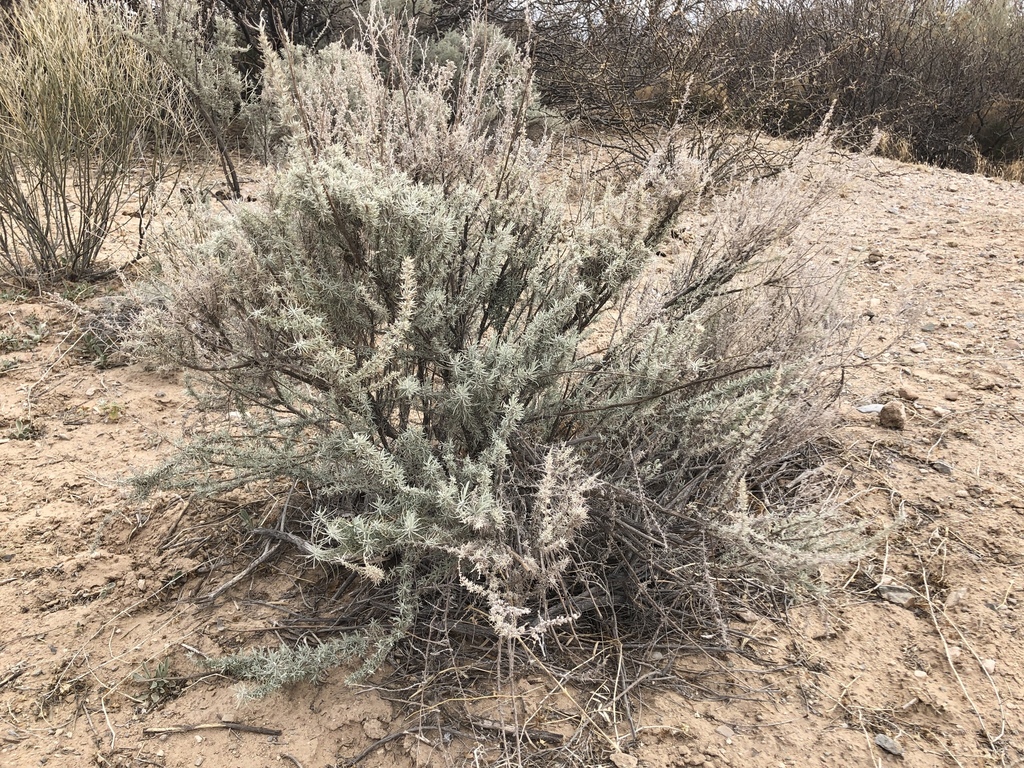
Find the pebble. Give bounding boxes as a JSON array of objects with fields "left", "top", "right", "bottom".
[
  {"left": 898, "top": 386, "right": 920, "bottom": 401},
  {"left": 931, "top": 406, "right": 951, "bottom": 417},
  {"left": 931, "top": 461, "right": 954, "bottom": 475},
  {"left": 363, "top": 718, "right": 387, "bottom": 740},
  {"left": 715, "top": 725, "right": 735, "bottom": 739},
  {"left": 943, "top": 392, "right": 960, "bottom": 401},
  {"left": 878, "top": 585, "right": 916, "bottom": 608},
  {"left": 910, "top": 342, "right": 928, "bottom": 353},
  {"left": 874, "top": 733, "right": 903, "bottom": 756},
  {"left": 857, "top": 403, "right": 884, "bottom": 413},
  {"left": 921, "top": 322, "right": 938, "bottom": 331},
  {"left": 913, "top": 670, "right": 927, "bottom": 678},
  {"left": 981, "top": 659, "right": 997, "bottom": 675},
  {"left": 879, "top": 401, "right": 906, "bottom": 430},
  {"left": 945, "top": 588, "right": 967, "bottom": 609},
  {"left": 610, "top": 752, "right": 639, "bottom": 768},
  {"left": 947, "top": 646, "right": 962, "bottom": 661}
]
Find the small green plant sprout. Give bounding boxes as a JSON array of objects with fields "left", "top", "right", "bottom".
[
  {"left": 133, "top": 658, "right": 183, "bottom": 708},
  {"left": 95, "top": 401, "right": 125, "bottom": 424}
]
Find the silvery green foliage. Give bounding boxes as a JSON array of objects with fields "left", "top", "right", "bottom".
[{"left": 139, "top": 17, "right": 855, "bottom": 679}]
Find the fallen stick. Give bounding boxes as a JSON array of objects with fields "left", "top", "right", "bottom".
[{"left": 142, "top": 722, "right": 282, "bottom": 737}]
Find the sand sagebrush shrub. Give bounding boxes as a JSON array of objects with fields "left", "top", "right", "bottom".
[
  {"left": 138, "top": 16, "right": 856, "bottom": 683},
  {"left": 0, "top": 0, "right": 170, "bottom": 286}
]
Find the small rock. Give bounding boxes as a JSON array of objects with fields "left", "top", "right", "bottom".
[
  {"left": 931, "top": 406, "right": 952, "bottom": 418},
  {"left": 219, "top": 713, "right": 239, "bottom": 724},
  {"left": 867, "top": 251, "right": 884, "bottom": 264},
  {"left": 715, "top": 725, "right": 735, "bottom": 739},
  {"left": 363, "top": 718, "right": 387, "bottom": 740},
  {"left": 981, "top": 659, "right": 996, "bottom": 675},
  {"left": 931, "top": 461, "right": 954, "bottom": 475},
  {"left": 897, "top": 386, "right": 920, "bottom": 401},
  {"left": 609, "top": 751, "right": 639, "bottom": 768},
  {"left": 945, "top": 588, "right": 967, "bottom": 609},
  {"left": 195, "top": 760, "right": 203, "bottom": 767},
  {"left": 874, "top": 733, "right": 903, "bottom": 756},
  {"left": 947, "top": 646, "right": 962, "bottom": 661},
  {"left": 650, "top": 650, "right": 665, "bottom": 661},
  {"left": 857, "top": 403, "right": 884, "bottom": 414},
  {"left": 734, "top": 609, "right": 760, "bottom": 623},
  {"left": 943, "top": 392, "right": 960, "bottom": 402},
  {"left": 913, "top": 670, "right": 927, "bottom": 678},
  {"left": 137, "top": 578, "right": 146, "bottom": 591},
  {"left": 921, "top": 322, "right": 938, "bottom": 331},
  {"left": 910, "top": 342, "right": 928, "bottom": 353},
  {"left": 878, "top": 585, "right": 916, "bottom": 608},
  {"left": 879, "top": 401, "right": 906, "bottom": 430}
]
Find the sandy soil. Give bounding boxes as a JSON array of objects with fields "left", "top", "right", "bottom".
[{"left": 1, "top": 154, "right": 1022, "bottom": 768}]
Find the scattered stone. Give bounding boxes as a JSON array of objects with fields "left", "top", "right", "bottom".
[
  {"left": 734, "top": 609, "right": 760, "bottom": 623},
  {"left": 609, "top": 751, "right": 639, "bottom": 768},
  {"left": 931, "top": 461, "right": 954, "bottom": 475},
  {"left": 921, "top": 322, "right": 938, "bottom": 331},
  {"left": 363, "top": 719, "right": 388, "bottom": 740},
  {"left": 898, "top": 386, "right": 920, "bottom": 401},
  {"left": 879, "top": 401, "right": 907, "bottom": 430},
  {"left": 943, "top": 392, "right": 960, "bottom": 401},
  {"left": 715, "top": 725, "right": 735, "bottom": 739},
  {"left": 878, "top": 584, "right": 916, "bottom": 608},
  {"left": 218, "top": 713, "right": 239, "bottom": 724},
  {"left": 910, "top": 342, "right": 928, "bottom": 353},
  {"left": 867, "top": 251, "right": 884, "bottom": 264},
  {"left": 650, "top": 650, "right": 665, "bottom": 661},
  {"left": 945, "top": 588, "right": 967, "bottom": 610},
  {"left": 874, "top": 733, "right": 903, "bottom": 756},
  {"left": 947, "top": 646, "right": 962, "bottom": 661},
  {"left": 981, "top": 659, "right": 997, "bottom": 675},
  {"left": 931, "top": 406, "right": 952, "bottom": 418},
  {"left": 913, "top": 670, "right": 927, "bottom": 678},
  {"left": 857, "top": 403, "right": 885, "bottom": 413}
]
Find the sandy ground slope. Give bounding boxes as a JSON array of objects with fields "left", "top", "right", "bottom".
[{"left": 0, "top": 155, "right": 1022, "bottom": 768}]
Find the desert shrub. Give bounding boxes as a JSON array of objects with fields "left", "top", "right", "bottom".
[
  {"left": 483, "top": 0, "right": 1024, "bottom": 172},
  {"left": 0, "top": 0, "right": 176, "bottom": 287},
  {"left": 137, "top": 0, "right": 250, "bottom": 197},
  {"left": 137, "top": 15, "right": 856, "bottom": 692}
]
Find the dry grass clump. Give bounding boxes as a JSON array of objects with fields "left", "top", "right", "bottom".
[{"left": 0, "top": 0, "right": 176, "bottom": 286}]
